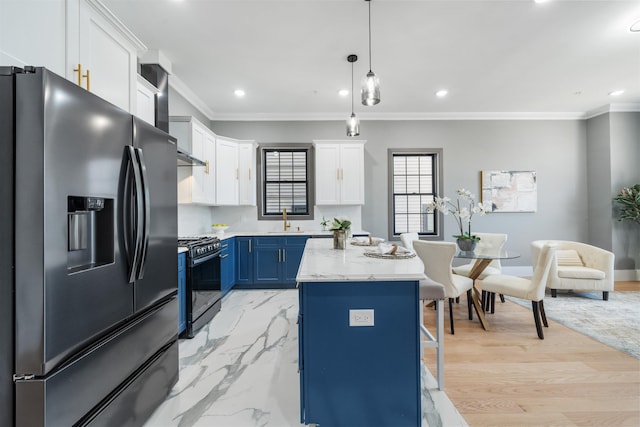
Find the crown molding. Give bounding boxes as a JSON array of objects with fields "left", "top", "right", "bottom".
[
  {"left": 209, "top": 111, "right": 589, "bottom": 121},
  {"left": 584, "top": 103, "right": 640, "bottom": 119},
  {"left": 168, "top": 75, "right": 216, "bottom": 119}
]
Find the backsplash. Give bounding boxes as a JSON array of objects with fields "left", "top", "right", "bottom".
[{"left": 178, "top": 204, "right": 363, "bottom": 236}]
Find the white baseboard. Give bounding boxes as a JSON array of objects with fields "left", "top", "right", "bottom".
[{"left": 615, "top": 270, "right": 640, "bottom": 281}]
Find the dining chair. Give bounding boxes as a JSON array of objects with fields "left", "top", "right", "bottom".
[
  {"left": 480, "top": 244, "right": 557, "bottom": 339},
  {"left": 413, "top": 240, "right": 474, "bottom": 334},
  {"left": 400, "top": 232, "right": 419, "bottom": 251}
]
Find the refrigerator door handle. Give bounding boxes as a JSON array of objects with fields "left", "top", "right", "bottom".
[
  {"left": 134, "top": 147, "right": 151, "bottom": 280},
  {"left": 125, "top": 145, "right": 144, "bottom": 283}
]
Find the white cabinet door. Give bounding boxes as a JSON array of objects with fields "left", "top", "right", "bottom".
[
  {"left": 339, "top": 143, "right": 365, "bottom": 204},
  {"left": 315, "top": 144, "right": 341, "bottom": 205},
  {"left": 202, "top": 131, "right": 217, "bottom": 203},
  {"left": 79, "top": 0, "right": 140, "bottom": 112},
  {"left": 172, "top": 117, "right": 216, "bottom": 205},
  {"left": 314, "top": 141, "right": 365, "bottom": 205},
  {"left": 135, "top": 75, "right": 156, "bottom": 126},
  {"left": 0, "top": 0, "right": 67, "bottom": 74},
  {"left": 238, "top": 142, "right": 256, "bottom": 206},
  {"left": 215, "top": 137, "right": 239, "bottom": 205}
]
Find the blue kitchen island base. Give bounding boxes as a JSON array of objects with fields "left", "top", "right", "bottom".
[{"left": 298, "top": 280, "right": 421, "bottom": 427}]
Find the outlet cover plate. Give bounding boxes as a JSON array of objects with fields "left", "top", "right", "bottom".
[{"left": 349, "top": 309, "right": 374, "bottom": 327}]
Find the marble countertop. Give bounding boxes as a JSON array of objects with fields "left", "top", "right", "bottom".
[
  {"left": 211, "top": 230, "right": 369, "bottom": 240},
  {"left": 296, "top": 238, "right": 426, "bottom": 282}
]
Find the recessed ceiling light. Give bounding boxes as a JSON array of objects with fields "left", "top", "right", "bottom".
[
  {"left": 608, "top": 90, "right": 625, "bottom": 97},
  {"left": 534, "top": 0, "right": 550, "bottom": 4},
  {"left": 234, "top": 89, "right": 245, "bottom": 98},
  {"left": 435, "top": 89, "right": 448, "bottom": 98},
  {"left": 339, "top": 89, "right": 349, "bottom": 97}
]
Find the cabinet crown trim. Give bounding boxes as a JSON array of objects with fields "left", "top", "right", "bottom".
[{"left": 312, "top": 140, "right": 366, "bottom": 145}]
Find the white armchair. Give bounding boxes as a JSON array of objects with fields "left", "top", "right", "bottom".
[{"left": 531, "top": 240, "right": 615, "bottom": 301}]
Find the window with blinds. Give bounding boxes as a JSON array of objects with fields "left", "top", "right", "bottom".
[
  {"left": 388, "top": 149, "right": 442, "bottom": 238},
  {"left": 261, "top": 148, "right": 311, "bottom": 217}
]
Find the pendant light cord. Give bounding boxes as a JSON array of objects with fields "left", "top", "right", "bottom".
[
  {"left": 351, "top": 60, "right": 355, "bottom": 113},
  {"left": 368, "top": 0, "right": 373, "bottom": 72}
]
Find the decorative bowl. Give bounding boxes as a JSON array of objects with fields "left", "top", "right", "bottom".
[{"left": 212, "top": 224, "right": 229, "bottom": 234}]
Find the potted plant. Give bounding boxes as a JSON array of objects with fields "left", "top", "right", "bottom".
[
  {"left": 427, "top": 188, "right": 487, "bottom": 251},
  {"left": 614, "top": 184, "right": 640, "bottom": 225},
  {"left": 320, "top": 216, "right": 329, "bottom": 231},
  {"left": 329, "top": 217, "right": 351, "bottom": 250}
]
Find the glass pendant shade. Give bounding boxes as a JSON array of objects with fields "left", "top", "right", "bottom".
[
  {"left": 347, "top": 112, "right": 360, "bottom": 137},
  {"left": 361, "top": 71, "right": 380, "bottom": 106}
]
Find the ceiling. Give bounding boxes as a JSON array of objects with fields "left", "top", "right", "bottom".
[{"left": 103, "top": 0, "right": 640, "bottom": 120}]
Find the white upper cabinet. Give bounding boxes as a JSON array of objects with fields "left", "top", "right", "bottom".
[
  {"left": 314, "top": 140, "right": 365, "bottom": 205},
  {"left": 237, "top": 141, "right": 257, "bottom": 206},
  {"left": 135, "top": 74, "right": 157, "bottom": 126},
  {"left": 0, "top": 0, "right": 144, "bottom": 113},
  {"left": 215, "top": 137, "right": 240, "bottom": 206},
  {"left": 170, "top": 117, "right": 216, "bottom": 205}
]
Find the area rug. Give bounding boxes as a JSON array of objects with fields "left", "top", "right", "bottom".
[{"left": 506, "top": 290, "right": 640, "bottom": 359}]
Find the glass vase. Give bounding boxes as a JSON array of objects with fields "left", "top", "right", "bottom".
[{"left": 333, "top": 230, "right": 347, "bottom": 250}]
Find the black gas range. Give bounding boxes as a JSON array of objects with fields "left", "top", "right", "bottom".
[{"left": 178, "top": 236, "right": 222, "bottom": 338}]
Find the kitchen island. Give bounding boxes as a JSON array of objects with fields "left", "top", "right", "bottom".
[{"left": 296, "top": 238, "right": 426, "bottom": 426}]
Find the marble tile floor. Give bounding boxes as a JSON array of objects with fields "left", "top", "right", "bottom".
[{"left": 144, "top": 289, "right": 467, "bottom": 427}]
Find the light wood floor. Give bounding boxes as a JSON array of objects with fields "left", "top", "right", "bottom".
[{"left": 422, "top": 281, "right": 640, "bottom": 427}]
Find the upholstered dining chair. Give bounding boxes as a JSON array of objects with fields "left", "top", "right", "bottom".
[
  {"left": 452, "top": 232, "right": 508, "bottom": 312},
  {"left": 413, "top": 240, "right": 474, "bottom": 335},
  {"left": 400, "top": 232, "right": 419, "bottom": 251},
  {"left": 480, "top": 244, "right": 557, "bottom": 339}
]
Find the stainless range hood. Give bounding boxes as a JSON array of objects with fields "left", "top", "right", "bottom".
[{"left": 177, "top": 147, "right": 206, "bottom": 167}]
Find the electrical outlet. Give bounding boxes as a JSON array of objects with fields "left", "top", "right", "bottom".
[{"left": 349, "top": 309, "right": 374, "bottom": 327}]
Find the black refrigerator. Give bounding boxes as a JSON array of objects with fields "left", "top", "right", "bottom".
[{"left": 0, "top": 66, "right": 179, "bottom": 426}]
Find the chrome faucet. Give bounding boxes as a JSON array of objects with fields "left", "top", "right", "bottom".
[{"left": 282, "top": 208, "right": 291, "bottom": 231}]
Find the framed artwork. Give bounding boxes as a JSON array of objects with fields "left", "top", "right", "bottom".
[{"left": 481, "top": 170, "right": 537, "bottom": 212}]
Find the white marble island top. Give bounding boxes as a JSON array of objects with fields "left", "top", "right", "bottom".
[{"left": 296, "top": 238, "right": 426, "bottom": 282}]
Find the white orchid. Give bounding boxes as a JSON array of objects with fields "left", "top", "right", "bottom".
[{"left": 427, "top": 188, "right": 488, "bottom": 240}]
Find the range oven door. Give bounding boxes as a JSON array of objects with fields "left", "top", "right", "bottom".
[{"left": 185, "top": 250, "right": 222, "bottom": 338}]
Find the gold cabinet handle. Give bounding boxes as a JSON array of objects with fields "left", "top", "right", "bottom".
[
  {"left": 248, "top": 168, "right": 251, "bottom": 180},
  {"left": 236, "top": 168, "right": 239, "bottom": 180},
  {"left": 282, "top": 249, "right": 286, "bottom": 263},
  {"left": 248, "top": 239, "right": 252, "bottom": 253},
  {"left": 205, "top": 160, "right": 210, "bottom": 175},
  {"left": 337, "top": 169, "right": 340, "bottom": 180},
  {"left": 73, "top": 64, "right": 83, "bottom": 86},
  {"left": 83, "top": 69, "right": 91, "bottom": 91}
]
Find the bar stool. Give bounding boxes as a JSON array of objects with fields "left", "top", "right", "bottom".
[{"left": 419, "top": 278, "right": 446, "bottom": 390}]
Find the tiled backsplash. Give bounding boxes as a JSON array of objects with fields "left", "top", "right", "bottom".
[{"left": 178, "top": 205, "right": 363, "bottom": 236}]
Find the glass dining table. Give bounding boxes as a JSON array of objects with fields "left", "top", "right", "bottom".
[{"left": 455, "top": 249, "right": 520, "bottom": 331}]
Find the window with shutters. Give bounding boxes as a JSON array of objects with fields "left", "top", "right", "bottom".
[
  {"left": 257, "top": 144, "right": 314, "bottom": 220},
  {"left": 388, "top": 148, "right": 443, "bottom": 239}
]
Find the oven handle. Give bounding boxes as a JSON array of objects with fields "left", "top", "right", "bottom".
[{"left": 189, "top": 249, "right": 222, "bottom": 267}]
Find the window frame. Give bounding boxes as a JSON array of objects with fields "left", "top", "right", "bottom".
[
  {"left": 387, "top": 148, "right": 444, "bottom": 240},
  {"left": 256, "top": 143, "right": 315, "bottom": 221}
]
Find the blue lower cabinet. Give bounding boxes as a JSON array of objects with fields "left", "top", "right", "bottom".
[
  {"left": 299, "top": 280, "right": 421, "bottom": 426},
  {"left": 220, "top": 238, "right": 236, "bottom": 295},
  {"left": 254, "top": 236, "right": 308, "bottom": 288},
  {"left": 236, "top": 237, "right": 254, "bottom": 286},
  {"left": 177, "top": 252, "right": 187, "bottom": 335}
]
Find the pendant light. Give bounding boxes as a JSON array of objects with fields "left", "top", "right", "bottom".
[
  {"left": 347, "top": 54, "right": 360, "bottom": 137},
  {"left": 361, "top": 0, "right": 380, "bottom": 106}
]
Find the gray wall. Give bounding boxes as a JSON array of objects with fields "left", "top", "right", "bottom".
[
  {"left": 609, "top": 113, "right": 640, "bottom": 270},
  {"left": 211, "top": 119, "right": 588, "bottom": 267},
  {"left": 168, "top": 86, "right": 210, "bottom": 125},
  {"left": 586, "top": 114, "right": 613, "bottom": 251}
]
